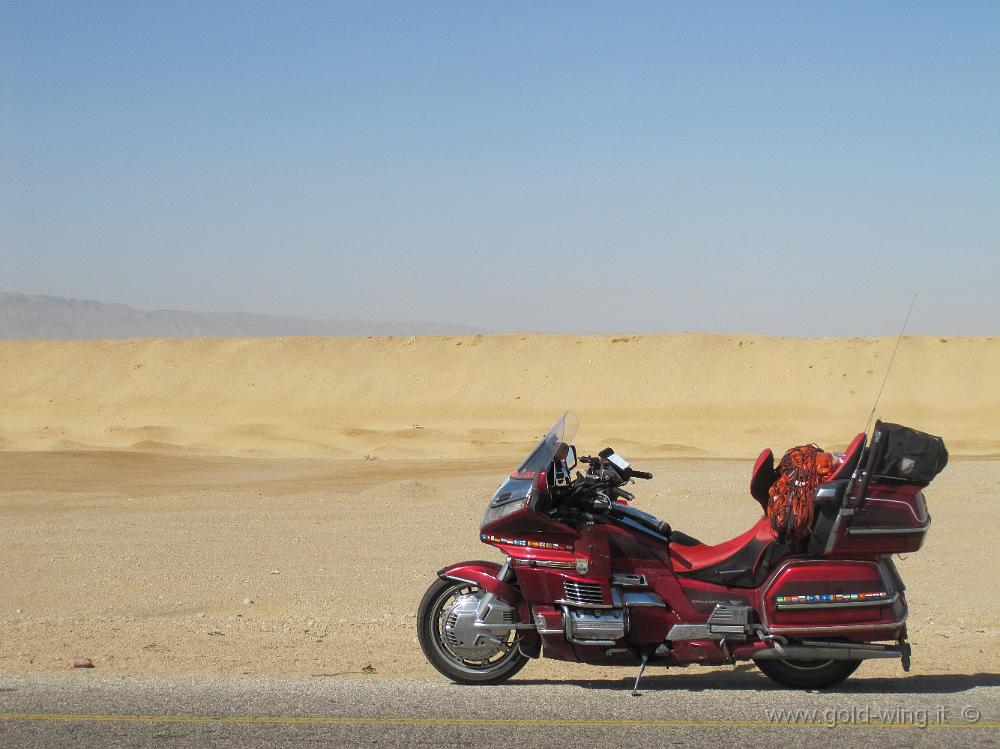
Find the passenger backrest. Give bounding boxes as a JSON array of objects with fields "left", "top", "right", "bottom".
[
  {"left": 750, "top": 448, "right": 777, "bottom": 510},
  {"left": 828, "top": 432, "right": 866, "bottom": 481},
  {"left": 752, "top": 434, "right": 864, "bottom": 513}
]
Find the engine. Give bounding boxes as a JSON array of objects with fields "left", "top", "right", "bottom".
[
  {"left": 563, "top": 606, "right": 627, "bottom": 644},
  {"left": 558, "top": 579, "right": 628, "bottom": 644}
]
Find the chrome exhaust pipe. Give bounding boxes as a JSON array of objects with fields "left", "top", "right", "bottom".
[{"left": 752, "top": 641, "right": 902, "bottom": 661}]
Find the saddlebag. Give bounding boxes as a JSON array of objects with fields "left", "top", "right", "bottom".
[{"left": 761, "top": 559, "right": 906, "bottom": 639}]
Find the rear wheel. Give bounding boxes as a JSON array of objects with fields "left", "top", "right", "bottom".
[
  {"left": 417, "top": 577, "right": 528, "bottom": 685},
  {"left": 756, "top": 657, "right": 862, "bottom": 689}
]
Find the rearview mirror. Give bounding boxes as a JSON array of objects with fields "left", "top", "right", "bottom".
[{"left": 564, "top": 445, "right": 577, "bottom": 470}]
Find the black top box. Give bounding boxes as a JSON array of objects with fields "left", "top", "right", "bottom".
[{"left": 871, "top": 421, "right": 949, "bottom": 486}]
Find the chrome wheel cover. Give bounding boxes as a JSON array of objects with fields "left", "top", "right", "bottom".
[{"left": 428, "top": 582, "right": 520, "bottom": 674}]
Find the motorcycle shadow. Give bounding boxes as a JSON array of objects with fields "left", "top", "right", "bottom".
[{"left": 511, "top": 667, "right": 1000, "bottom": 694}]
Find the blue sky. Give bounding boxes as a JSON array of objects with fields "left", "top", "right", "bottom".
[{"left": 2, "top": 1, "right": 998, "bottom": 334}]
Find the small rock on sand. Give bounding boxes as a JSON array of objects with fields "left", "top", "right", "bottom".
[
  {"left": 70, "top": 657, "right": 94, "bottom": 668},
  {"left": 243, "top": 597, "right": 254, "bottom": 606}
]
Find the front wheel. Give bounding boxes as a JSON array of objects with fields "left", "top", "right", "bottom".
[
  {"left": 755, "top": 657, "right": 862, "bottom": 689},
  {"left": 417, "top": 577, "right": 528, "bottom": 684}
]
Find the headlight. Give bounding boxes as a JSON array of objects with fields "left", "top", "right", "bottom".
[{"left": 482, "top": 497, "right": 528, "bottom": 527}]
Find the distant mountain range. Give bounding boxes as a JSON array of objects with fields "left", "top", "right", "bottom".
[{"left": 0, "top": 293, "right": 486, "bottom": 339}]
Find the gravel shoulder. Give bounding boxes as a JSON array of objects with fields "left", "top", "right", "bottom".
[{"left": 1, "top": 452, "right": 997, "bottom": 680}]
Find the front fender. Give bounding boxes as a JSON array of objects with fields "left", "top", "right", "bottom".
[
  {"left": 438, "top": 560, "right": 522, "bottom": 604},
  {"left": 437, "top": 560, "right": 540, "bottom": 656}
]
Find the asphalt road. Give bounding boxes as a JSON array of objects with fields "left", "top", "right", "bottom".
[{"left": 2, "top": 671, "right": 998, "bottom": 748}]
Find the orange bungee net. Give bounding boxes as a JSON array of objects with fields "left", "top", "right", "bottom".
[{"left": 767, "top": 445, "right": 836, "bottom": 545}]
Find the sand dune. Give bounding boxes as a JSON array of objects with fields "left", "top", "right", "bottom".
[
  {"left": 0, "top": 334, "right": 997, "bottom": 458},
  {"left": 1, "top": 336, "right": 998, "bottom": 680}
]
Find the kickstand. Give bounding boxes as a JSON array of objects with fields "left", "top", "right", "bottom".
[{"left": 631, "top": 651, "right": 649, "bottom": 697}]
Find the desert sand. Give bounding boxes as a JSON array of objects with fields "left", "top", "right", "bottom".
[
  {"left": 0, "top": 334, "right": 998, "bottom": 459},
  {"left": 1, "top": 334, "right": 998, "bottom": 682}
]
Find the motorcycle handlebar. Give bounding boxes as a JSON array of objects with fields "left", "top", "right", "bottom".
[{"left": 576, "top": 455, "right": 652, "bottom": 480}]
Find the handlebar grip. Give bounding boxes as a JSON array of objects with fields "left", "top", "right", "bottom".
[
  {"left": 631, "top": 470, "right": 653, "bottom": 480},
  {"left": 609, "top": 486, "right": 634, "bottom": 501}
]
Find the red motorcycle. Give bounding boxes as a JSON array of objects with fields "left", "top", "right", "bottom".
[{"left": 417, "top": 412, "right": 947, "bottom": 690}]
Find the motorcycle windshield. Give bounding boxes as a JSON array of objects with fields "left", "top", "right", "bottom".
[{"left": 514, "top": 411, "right": 580, "bottom": 477}]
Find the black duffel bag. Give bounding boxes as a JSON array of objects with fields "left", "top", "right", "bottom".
[{"left": 871, "top": 421, "right": 948, "bottom": 486}]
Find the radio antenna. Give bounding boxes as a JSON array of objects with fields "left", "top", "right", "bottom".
[{"left": 864, "top": 292, "right": 918, "bottom": 434}]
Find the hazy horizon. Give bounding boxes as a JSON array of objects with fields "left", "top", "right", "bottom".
[
  {"left": 3, "top": 2, "right": 998, "bottom": 336},
  {"left": 6, "top": 290, "right": 998, "bottom": 339}
]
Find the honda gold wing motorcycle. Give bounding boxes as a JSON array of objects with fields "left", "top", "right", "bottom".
[{"left": 417, "top": 412, "right": 947, "bottom": 690}]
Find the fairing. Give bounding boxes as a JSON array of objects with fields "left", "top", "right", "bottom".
[{"left": 481, "top": 411, "right": 581, "bottom": 535}]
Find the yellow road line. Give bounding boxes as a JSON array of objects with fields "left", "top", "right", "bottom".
[{"left": 0, "top": 713, "right": 996, "bottom": 730}]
